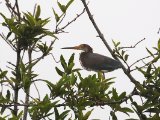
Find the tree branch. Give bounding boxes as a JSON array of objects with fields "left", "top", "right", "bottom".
[
  {"left": 55, "top": 7, "right": 86, "bottom": 34},
  {"left": 119, "top": 38, "right": 145, "bottom": 49},
  {"left": 80, "top": 0, "right": 140, "bottom": 86}
]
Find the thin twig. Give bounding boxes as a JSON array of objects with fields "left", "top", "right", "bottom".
[
  {"left": 56, "top": 13, "right": 66, "bottom": 29},
  {"left": 58, "top": 8, "right": 86, "bottom": 32},
  {"left": 24, "top": 40, "right": 56, "bottom": 66},
  {"left": 50, "top": 53, "right": 60, "bottom": 63},
  {"left": 15, "top": 0, "right": 21, "bottom": 21},
  {"left": 5, "top": 0, "right": 20, "bottom": 19},
  {"left": 130, "top": 53, "right": 158, "bottom": 68},
  {"left": 33, "top": 82, "right": 41, "bottom": 100},
  {"left": 55, "top": 7, "right": 86, "bottom": 34},
  {"left": 130, "top": 53, "right": 159, "bottom": 72},
  {"left": 0, "top": 33, "right": 16, "bottom": 51},
  {"left": 119, "top": 38, "right": 145, "bottom": 49}
]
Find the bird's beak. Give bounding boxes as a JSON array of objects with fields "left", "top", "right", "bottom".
[{"left": 61, "top": 45, "right": 81, "bottom": 50}]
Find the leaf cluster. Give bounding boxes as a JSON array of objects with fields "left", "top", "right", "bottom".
[{"left": 0, "top": 5, "right": 56, "bottom": 50}]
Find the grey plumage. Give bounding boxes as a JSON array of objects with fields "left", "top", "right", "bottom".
[{"left": 80, "top": 52, "right": 122, "bottom": 72}]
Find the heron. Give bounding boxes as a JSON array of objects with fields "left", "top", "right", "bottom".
[{"left": 62, "top": 44, "right": 122, "bottom": 74}]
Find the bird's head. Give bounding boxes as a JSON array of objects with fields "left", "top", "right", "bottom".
[{"left": 62, "top": 44, "right": 93, "bottom": 53}]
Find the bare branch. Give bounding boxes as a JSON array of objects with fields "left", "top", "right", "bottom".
[
  {"left": 5, "top": 0, "right": 21, "bottom": 19},
  {"left": 119, "top": 38, "right": 145, "bottom": 49},
  {"left": 130, "top": 52, "right": 159, "bottom": 72},
  {"left": 33, "top": 82, "right": 41, "bottom": 100},
  {"left": 59, "top": 8, "right": 85, "bottom": 31},
  {"left": 81, "top": 0, "right": 140, "bottom": 86},
  {"left": 15, "top": 0, "right": 21, "bottom": 21},
  {"left": 130, "top": 53, "right": 157, "bottom": 68},
  {"left": 50, "top": 53, "right": 60, "bottom": 63},
  {"left": 56, "top": 13, "right": 66, "bottom": 30},
  {"left": 55, "top": 7, "right": 86, "bottom": 34},
  {"left": 0, "top": 33, "right": 16, "bottom": 51}
]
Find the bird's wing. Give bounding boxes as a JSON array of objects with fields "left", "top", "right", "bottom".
[{"left": 83, "top": 53, "right": 121, "bottom": 71}]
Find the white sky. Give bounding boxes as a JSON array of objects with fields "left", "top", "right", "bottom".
[{"left": 1, "top": 0, "right": 160, "bottom": 120}]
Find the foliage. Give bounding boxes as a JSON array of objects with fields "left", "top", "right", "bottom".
[
  {"left": 112, "top": 39, "right": 160, "bottom": 120},
  {"left": 0, "top": 0, "right": 160, "bottom": 120}
]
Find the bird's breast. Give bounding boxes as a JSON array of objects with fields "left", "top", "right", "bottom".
[{"left": 79, "top": 52, "right": 92, "bottom": 71}]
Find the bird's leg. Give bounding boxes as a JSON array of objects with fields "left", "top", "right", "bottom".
[{"left": 98, "top": 71, "right": 105, "bottom": 80}]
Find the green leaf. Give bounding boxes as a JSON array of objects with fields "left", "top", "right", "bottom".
[
  {"left": 119, "top": 107, "right": 134, "bottom": 116},
  {"left": 70, "top": 73, "right": 77, "bottom": 85},
  {"left": 1, "top": 106, "right": 6, "bottom": 114},
  {"left": 118, "top": 92, "right": 126, "bottom": 100},
  {"left": 23, "top": 12, "right": 35, "bottom": 26},
  {"left": 112, "top": 40, "right": 120, "bottom": 47},
  {"left": 112, "top": 88, "right": 118, "bottom": 100},
  {"left": 17, "top": 111, "right": 23, "bottom": 119},
  {"left": 54, "top": 107, "right": 59, "bottom": 120},
  {"left": 83, "top": 109, "right": 93, "bottom": 120},
  {"left": 6, "top": 90, "right": 10, "bottom": 100},
  {"left": 44, "top": 80, "right": 55, "bottom": 88},
  {"left": 0, "top": 71, "right": 7, "bottom": 79},
  {"left": 60, "top": 55, "right": 67, "bottom": 71},
  {"left": 158, "top": 38, "right": 160, "bottom": 50},
  {"left": 19, "top": 59, "right": 26, "bottom": 72},
  {"left": 22, "top": 75, "right": 31, "bottom": 91},
  {"left": 146, "top": 48, "right": 155, "bottom": 58},
  {"left": 57, "top": 2, "right": 66, "bottom": 13},
  {"left": 35, "top": 5, "right": 41, "bottom": 20},
  {"left": 43, "top": 30, "right": 57, "bottom": 38},
  {"left": 6, "top": 32, "right": 12, "bottom": 39},
  {"left": 68, "top": 53, "right": 75, "bottom": 66},
  {"left": 39, "top": 17, "right": 50, "bottom": 26},
  {"left": 150, "top": 114, "right": 160, "bottom": 120},
  {"left": 110, "top": 111, "right": 117, "bottom": 120},
  {"left": 72, "top": 68, "right": 82, "bottom": 72},
  {"left": 52, "top": 8, "right": 60, "bottom": 22},
  {"left": 59, "top": 110, "right": 70, "bottom": 119},
  {"left": 124, "top": 54, "right": 129, "bottom": 61},
  {"left": 0, "top": 13, "right": 7, "bottom": 20},
  {"left": 116, "top": 42, "right": 120, "bottom": 47},
  {"left": 146, "top": 64, "right": 151, "bottom": 73},
  {"left": 121, "top": 50, "right": 125, "bottom": 56},
  {"left": 55, "top": 67, "right": 64, "bottom": 76},
  {"left": 145, "top": 108, "right": 160, "bottom": 113},
  {"left": 68, "top": 63, "right": 74, "bottom": 74},
  {"left": 151, "top": 55, "right": 160, "bottom": 63},
  {"left": 66, "top": 0, "right": 74, "bottom": 9},
  {"left": 153, "top": 47, "right": 159, "bottom": 51}
]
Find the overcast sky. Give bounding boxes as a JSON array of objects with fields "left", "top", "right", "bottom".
[{"left": 1, "top": 0, "right": 160, "bottom": 119}]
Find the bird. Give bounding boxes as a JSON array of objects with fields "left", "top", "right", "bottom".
[{"left": 61, "top": 44, "right": 122, "bottom": 73}]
